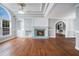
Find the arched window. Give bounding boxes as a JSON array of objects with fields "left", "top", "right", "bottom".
[{"left": 0, "top": 4, "right": 11, "bottom": 35}]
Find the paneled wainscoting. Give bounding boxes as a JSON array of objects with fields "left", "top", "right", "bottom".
[{"left": 0, "top": 37, "right": 79, "bottom": 56}]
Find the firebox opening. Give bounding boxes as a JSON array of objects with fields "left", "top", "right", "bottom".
[{"left": 35, "top": 29, "right": 45, "bottom": 36}]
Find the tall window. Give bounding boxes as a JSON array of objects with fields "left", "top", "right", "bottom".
[
  {"left": 0, "top": 5, "right": 11, "bottom": 36},
  {"left": 2, "top": 20, "right": 10, "bottom": 35}
]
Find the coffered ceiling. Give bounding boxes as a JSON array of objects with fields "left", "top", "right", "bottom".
[
  {"left": 2, "top": 3, "right": 54, "bottom": 17},
  {"left": 1, "top": 3, "right": 77, "bottom": 19}
]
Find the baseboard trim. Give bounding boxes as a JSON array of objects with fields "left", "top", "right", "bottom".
[
  {"left": 16, "top": 37, "right": 32, "bottom": 39},
  {"left": 65, "top": 37, "right": 75, "bottom": 39},
  {"left": 49, "top": 37, "right": 56, "bottom": 39},
  {"left": 0, "top": 37, "right": 17, "bottom": 43},
  {"left": 75, "top": 46, "right": 79, "bottom": 50}
]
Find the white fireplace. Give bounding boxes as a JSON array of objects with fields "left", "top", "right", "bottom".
[
  {"left": 32, "top": 26, "right": 48, "bottom": 39},
  {"left": 32, "top": 17, "right": 48, "bottom": 39},
  {"left": 16, "top": 17, "right": 48, "bottom": 38}
]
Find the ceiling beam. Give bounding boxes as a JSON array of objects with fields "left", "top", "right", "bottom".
[{"left": 44, "top": 3, "right": 55, "bottom": 17}]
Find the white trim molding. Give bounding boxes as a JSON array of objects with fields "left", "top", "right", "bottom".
[
  {"left": 75, "top": 31, "right": 79, "bottom": 50},
  {"left": 75, "top": 46, "right": 79, "bottom": 50}
]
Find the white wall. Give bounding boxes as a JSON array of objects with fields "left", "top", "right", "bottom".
[
  {"left": 75, "top": 6, "right": 79, "bottom": 31},
  {"left": 16, "top": 17, "right": 49, "bottom": 38},
  {"left": 10, "top": 15, "right": 16, "bottom": 38},
  {"left": 24, "top": 18, "right": 33, "bottom": 30},
  {"left": 48, "top": 3, "right": 76, "bottom": 38},
  {"left": 33, "top": 17, "right": 48, "bottom": 26},
  {"left": 63, "top": 19, "right": 75, "bottom": 37},
  {"left": 17, "top": 18, "right": 32, "bottom": 38},
  {"left": 48, "top": 7, "right": 76, "bottom": 38},
  {"left": 16, "top": 20, "right": 21, "bottom": 30},
  {"left": 16, "top": 16, "right": 75, "bottom": 38},
  {"left": 75, "top": 5, "right": 79, "bottom": 50},
  {"left": 48, "top": 18, "right": 60, "bottom": 37},
  {"left": 16, "top": 18, "right": 25, "bottom": 38},
  {"left": 48, "top": 18, "right": 75, "bottom": 38},
  {"left": 62, "top": 9, "right": 75, "bottom": 38}
]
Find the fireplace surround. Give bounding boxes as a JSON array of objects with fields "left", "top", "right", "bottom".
[{"left": 32, "top": 26, "right": 48, "bottom": 39}]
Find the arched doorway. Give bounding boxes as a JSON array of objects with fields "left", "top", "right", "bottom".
[{"left": 55, "top": 21, "right": 66, "bottom": 38}]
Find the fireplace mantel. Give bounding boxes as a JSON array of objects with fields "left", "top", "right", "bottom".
[{"left": 33, "top": 26, "right": 48, "bottom": 28}]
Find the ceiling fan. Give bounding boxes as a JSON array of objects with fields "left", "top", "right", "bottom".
[{"left": 18, "top": 3, "right": 26, "bottom": 14}]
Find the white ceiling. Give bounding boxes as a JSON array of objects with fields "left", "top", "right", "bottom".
[
  {"left": 2, "top": 3, "right": 51, "bottom": 17},
  {"left": 24, "top": 3, "right": 42, "bottom": 11},
  {"left": 1, "top": 3, "right": 77, "bottom": 19},
  {"left": 48, "top": 3, "right": 76, "bottom": 19}
]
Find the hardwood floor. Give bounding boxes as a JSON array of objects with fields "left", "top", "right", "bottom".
[{"left": 0, "top": 37, "right": 79, "bottom": 56}]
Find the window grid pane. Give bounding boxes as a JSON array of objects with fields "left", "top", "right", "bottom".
[{"left": 2, "top": 20, "right": 10, "bottom": 35}]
